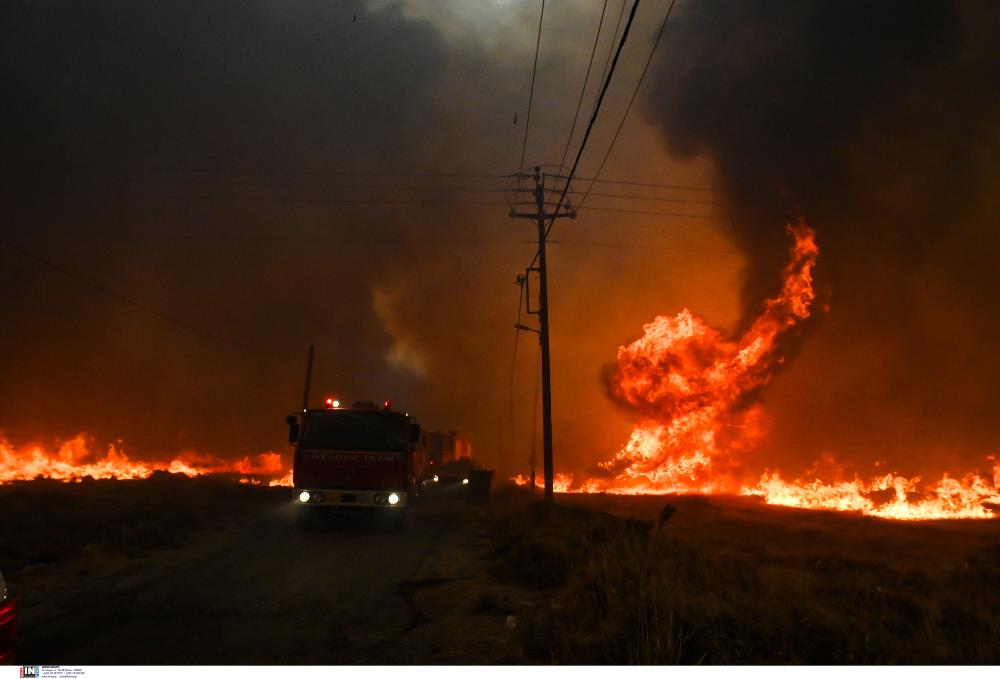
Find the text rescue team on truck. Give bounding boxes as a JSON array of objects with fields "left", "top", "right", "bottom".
[{"left": 285, "top": 398, "right": 425, "bottom": 526}]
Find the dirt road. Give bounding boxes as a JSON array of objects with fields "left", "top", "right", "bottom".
[{"left": 15, "top": 495, "right": 518, "bottom": 664}]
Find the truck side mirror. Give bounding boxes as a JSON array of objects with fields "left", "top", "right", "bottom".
[
  {"left": 410, "top": 423, "right": 421, "bottom": 444},
  {"left": 286, "top": 415, "right": 300, "bottom": 444}
]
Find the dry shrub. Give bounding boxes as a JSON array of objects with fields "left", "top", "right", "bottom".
[{"left": 494, "top": 503, "right": 1000, "bottom": 664}]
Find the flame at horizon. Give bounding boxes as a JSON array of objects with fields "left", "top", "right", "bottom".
[
  {"left": 595, "top": 221, "right": 818, "bottom": 493},
  {"left": 8, "top": 220, "right": 1000, "bottom": 519},
  {"left": 511, "top": 221, "right": 1000, "bottom": 520},
  {"left": 0, "top": 434, "right": 292, "bottom": 487}
]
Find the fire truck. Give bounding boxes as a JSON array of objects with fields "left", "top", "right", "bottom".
[{"left": 285, "top": 398, "right": 425, "bottom": 528}]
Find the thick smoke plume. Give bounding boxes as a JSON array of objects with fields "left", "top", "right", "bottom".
[
  {"left": 641, "top": 0, "right": 1000, "bottom": 475},
  {"left": 0, "top": 0, "right": 544, "bottom": 465}
]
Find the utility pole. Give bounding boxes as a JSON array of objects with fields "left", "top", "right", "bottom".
[
  {"left": 508, "top": 166, "right": 576, "bottom": 501},
  {"left": 301, "top": 344, "right": 314, "bottom": 411}
]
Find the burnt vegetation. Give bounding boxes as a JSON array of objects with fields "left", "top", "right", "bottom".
[{"left": 489, "top": 495, "right": 1000, "bottom": 664}]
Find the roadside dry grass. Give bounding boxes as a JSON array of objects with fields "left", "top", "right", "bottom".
[
  {"left": 488, "top": 491, "right": 1000, "bottom": 664},
  {"left": 5, "top": 478, "right": 1000, "bottom": 664},
  {"left": 0, "top": 473, "right": 284, "bottom": 580}
]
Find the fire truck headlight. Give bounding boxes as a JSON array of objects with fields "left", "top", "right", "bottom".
[
  {"left": 433, "top": 475, "right": 439, "bottom": 483},
  {"left": 388, "top": 493, "right": 400, "bottom": 505},
  {"left": 462, "top": 478, "right": 469, "bottom": 485},
  {"left": 298, "top": 490, "right": 311, "bottom": 503}
]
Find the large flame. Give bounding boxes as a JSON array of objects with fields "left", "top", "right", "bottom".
[
  {"left": 513, "top": 221, "right": 1000, "bottom": 520},
  {"left": 743, "top": 463, "right": 1000, "bottom": 520},
  {"left": 596, "top": 221, "right": 818, "bottom": 493},
  {"left": 0, "top": 434, "right": 292, "bottom": 487}
]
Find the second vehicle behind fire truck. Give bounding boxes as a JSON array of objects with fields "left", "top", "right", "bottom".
[{"left": 286, "top": 400, "right": 424, "bottom": 527}]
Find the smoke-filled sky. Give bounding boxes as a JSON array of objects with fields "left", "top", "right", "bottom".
[
  {"left": 2, "top": 1, "right": 998, "bottom": 481},
  {"left": 642, "top": 0, "right": 1000, "bottom": 478}
]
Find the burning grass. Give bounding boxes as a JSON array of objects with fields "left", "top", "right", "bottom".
[
  {"left": 511, "top": 221, "right": 1000, "bottom": 520},
  {"left": 0, "top": 433, "right": 292, "bottom": 487},
  {"left": 490, "top": 492, "right": 1000, "bottom": 664},
  {"left": 589, "top": 222, "right": 820, "bottom": 496},
  {"left": 513, "top": 464, "right": 1000, "bottom": 521}
]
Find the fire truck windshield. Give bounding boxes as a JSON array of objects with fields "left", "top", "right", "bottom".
[{"left": 301, "top": 410, "right": 408, "bottom": 452}]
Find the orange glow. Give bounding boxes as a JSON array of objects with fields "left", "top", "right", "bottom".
[
  {"left": 512, "top": 221, "right": 1000, "bottom": 520},
  {"left": 0, "top": 434, "right": 288, "bottom": 486},
  {"left": 743, "top": 462, "right": 1000, "bottom": 520},
  {"left": 267, "top": 468, "right": 294, "bottom": 487},
  {"left": 588, "top": 221, "right": 818, "bottom": 495},
  {"left": 511, "top": 472, "right": 601, "bottom": 494}
]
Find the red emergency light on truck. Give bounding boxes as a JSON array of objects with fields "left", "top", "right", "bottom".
[{"left": 285, "top": 399, "right": 425, "bottom": 527}]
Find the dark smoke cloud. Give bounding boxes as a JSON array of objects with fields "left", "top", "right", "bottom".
[
  {"left": 0, "top": 0, "right": 514, "bottom": 459},
  {"left": 10, "top": 0, "right": 992, "bottom": 482},
  {"left": 1, "top": 0, "right": 638, "bottom": 474},
  {"left": 642, "top": 0, "right": 1000, "bottom": 474}
]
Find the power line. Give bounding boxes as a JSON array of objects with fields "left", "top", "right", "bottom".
[
  {"left": 598, "top": 0, "right": 629, "bottom": 95},
  {"left": 77, "top": 168, "right": 716, "bottom": 193},
  {"left": 573, "top": 176, "right": 715, "bottom": 192},
  {"left": 104, "top": 177, "right": 514, "bottom": 193},
  {"left": 578, "top": 0, "right": 678, "bottom": 210},
  {"left": 527, "top": 0, "right": 642, "bottom": 269},
  {"left": 62, "top": 189, "right": 730, "bottom": 218},
  {"left": 508, "top": 0, "right": 641, "bottom": 502},
  {"left": 580, "top": 190, "right": 723, "bottom": 206},
  {"left": 83, "top": 166, "right": 512, "bottom": 179},
  {"left": 185, "top": 235, "right": 540, "bottom": 246},
  {"left": 68, "top": 191, "right": 513, "bottom": 207},
  {"left": 577, "top": 205, "right": 728, "bottom": 220},
  {"left": 92, "top": 175, "right": 720, "bottom": 205},
  {"left": 516, "top": 0, "right": 546, "bottom": 194},
  {"left": 552, "top": 0, "right": 610, "bottom": 200},
  {"left": 550, "top": 239, "right": 737, "bottom": 255}
]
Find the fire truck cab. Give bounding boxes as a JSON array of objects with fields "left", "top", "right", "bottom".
[{"left": 286, "top": 399, "right": 424, "bottom": 527}]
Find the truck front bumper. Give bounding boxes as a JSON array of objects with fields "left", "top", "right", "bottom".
[{"left": 294, "top": 488, "right": 407, "bottom": 508}]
